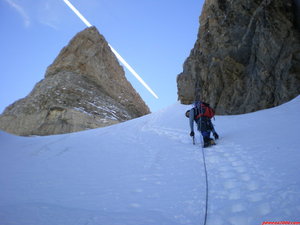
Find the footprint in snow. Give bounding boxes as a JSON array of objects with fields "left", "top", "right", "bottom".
[
  {"left": 247, "top": 192, "right": 264, "bottom": 202},
  {"left": 224, "top": 180, "right": 237, "bottom": 189},
  {"left": 228, "top": 190, "right": 241, "bottom": 200},
  {"left": 247, "top": 181, "right": 259, "bottom": 191},
  {"left": 257, "top": 203, "right": 271, "bottom": 216},
  {"left": 235, "top": 166, "right": 246, "bottom": 173},
  {"left": 220, "top": 171, "right": 236, "bottom": 179},
  {"left": 240, "top": 174, "right": 251, "bottom": 181},
  {"left": 231, "top": 203, "right": 246, "bottom": 213},
  {"left": 130, "top": 203, "right": 141, "bottom": 208}
]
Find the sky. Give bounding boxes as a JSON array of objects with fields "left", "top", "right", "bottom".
[{"left": 0, "top": 0, "right": 204, "bottom": 113}]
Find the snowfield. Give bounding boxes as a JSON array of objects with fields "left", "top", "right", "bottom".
[{"left": 0, "top": 96, "right": 300, "bottom": 225}]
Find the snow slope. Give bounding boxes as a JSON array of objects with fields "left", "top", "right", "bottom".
[{"left": 0, "top": 96, "right": 300, "bottom": 225}]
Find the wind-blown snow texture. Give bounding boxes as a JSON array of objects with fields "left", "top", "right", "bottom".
[{"left": 0, "top": 96, "right": 300, "bottom": 225}]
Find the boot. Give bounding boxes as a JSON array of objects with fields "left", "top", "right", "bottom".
[
  {"left": 203, "top": 142, "right": 210, "bottom": 148},
  {"left": 203, "top": 137, "right": 215, "bottom": 148},
  {"left": 203, "top": 137, "right": 211, "bottom": 148},
  {"left": 210, "top": 138, "right": 216, "bottom": 145}
]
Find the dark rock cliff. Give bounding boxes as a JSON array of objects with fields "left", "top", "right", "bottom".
[{"left": 177, "top": 0, "right": 300, "bottom": 114}]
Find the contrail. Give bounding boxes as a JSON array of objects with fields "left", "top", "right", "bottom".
[
  {"left": 108, "top": 45, "right": 159, "bottom": 99},
  {"left": 63, "top": 0, "right": 159, "bottom": 99},
  {"left": 63, "top": 0, "right": 92, "bottom": 27}
]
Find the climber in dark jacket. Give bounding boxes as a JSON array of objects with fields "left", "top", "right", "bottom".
[{"left": 186, "top": 103, "right": 219, "bottom": 148}]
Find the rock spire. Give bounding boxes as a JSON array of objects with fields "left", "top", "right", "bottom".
[{"left": 0, "top": 26, "right": 150, "bottom": 136}]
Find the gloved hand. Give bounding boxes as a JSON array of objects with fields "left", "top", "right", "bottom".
[
  {"left": 190, "top": 131, "right": 195, "bottom": 137},
  {"left": 213, "top": 132, "right": 219, "bottom": 140}
]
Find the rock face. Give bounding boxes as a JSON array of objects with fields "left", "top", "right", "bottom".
[
  {"left": 177, "top": 0, "right": 300, "bottom": 114},
  {"left": 0, "top": 26, "right": 150, "bottom": 136}
]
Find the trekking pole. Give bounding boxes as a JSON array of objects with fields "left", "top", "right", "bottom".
[{"left": 192, "top": 135, "right": 195, "bottom": 145}]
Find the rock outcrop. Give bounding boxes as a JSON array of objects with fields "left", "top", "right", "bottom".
[
  {"left": 0, "top": 26, "right": 150, "bottom": 136},
  {"left": 177, "top": 0, "right": 300, "bottom": 114}
]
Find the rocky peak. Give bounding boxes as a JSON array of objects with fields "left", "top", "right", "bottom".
[
  {"left": 46, "top": 26, "right": 148, "bottom": 117},
  {"left": 0, "top": 26, "right": 150, "bottom": 136},
  {"left": 177, "top": 0, "right": 300, "bottom": 114}
]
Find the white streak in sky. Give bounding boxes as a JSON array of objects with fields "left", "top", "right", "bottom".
[
  {"left": 63, "top": 0, "right": 92, "bottom": 27},
  {"left": 4, "top": 0, "right": 30, "bottom": 27},
  {"left": 63, "top": 0, "right": 159, "bottom": 99},
  {"left": 109, "top": 45, "right": 159, "bottom": 99}
]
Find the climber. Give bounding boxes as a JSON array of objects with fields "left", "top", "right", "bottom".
[{"left": 185, "top": 101, "right": 219, "bottom": 148}]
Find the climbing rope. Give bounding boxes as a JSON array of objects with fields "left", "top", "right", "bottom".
[
  {"left": 199, "top": 116, "right": 209, "bottom": 225},
  {"left": 201, "top": 143, "right": 209, "bottom": 225},
  {"left": 192, "top": 135, "right": 209, "bottom": 225},
  {"left": 189, "top": 101, "right": 209, "bottom": 225}
]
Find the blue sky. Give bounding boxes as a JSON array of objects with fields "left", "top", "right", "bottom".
[{"left": 0, "top": 0, "right": 204, "bottom": 113}]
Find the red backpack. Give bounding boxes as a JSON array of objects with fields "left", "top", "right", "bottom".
[{"left": 194, "top": 102, "right": 215, "bottom": 119}]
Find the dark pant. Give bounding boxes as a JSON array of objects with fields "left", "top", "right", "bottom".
[
  {"left": 197, "top": 117, "right": 214, "bottom": 144},
  {"left": 201, "top": 131, "right": 212, "bottom": 143},
  {"left": 201, "top": 131, "right": 211, "bottom": 138}
]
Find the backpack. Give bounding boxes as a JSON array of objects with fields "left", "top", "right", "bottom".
[{"left": 194, "top": 101, "right": 215, "bottom": 120}]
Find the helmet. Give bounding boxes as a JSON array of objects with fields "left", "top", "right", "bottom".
[
  {"left": 185, "top": 110, "right": 190, "bottom": 118},
  {"left": 194, "top": 101, "right": 202, "bottom": 108}
]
